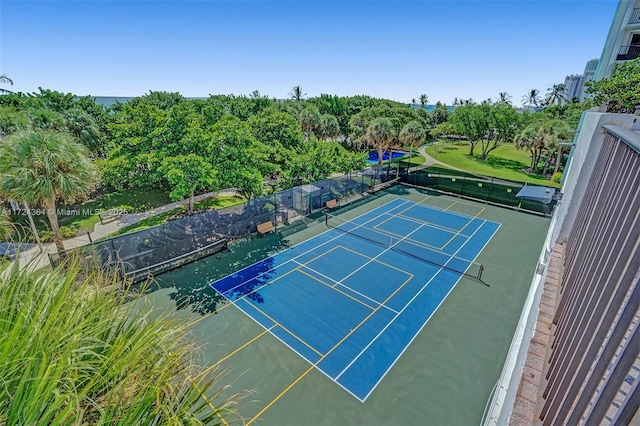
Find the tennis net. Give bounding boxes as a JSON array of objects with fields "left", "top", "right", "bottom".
[{"left": 325, "top": 213, "right": 484, "bottom": 280}]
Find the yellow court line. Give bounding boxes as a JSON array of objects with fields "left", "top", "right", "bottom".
[
  {"left": 203, "top": 326, "right": 275, "bottom": 375},
  {"left": 371, "top": 223, "right": 448, "bottom": 251},
  {"left": 188, "top": 377, "right": 230, "bottom": 426},
  {"left": 299, "top": 244, "right": 343, "bottom": 266},
  {"left": 297, "top": 267, "right": 377, "bottom": 310},
  {"left": 444, "top": 200, "right": 458, "bottom": 211},
  {"left": 440, "top": 206, "right": 486, "bottom": 251},
  {"left": 246, "top": 266, "right": 415, "bottom": 426},
  {"left": 241, "top": 295, "right": 323, "bottom": 357},
  {"left": 337, "top": 245, "right": 414, "bottom": 278},
  {"left": 186, "top": 300, "right": 236, "bottom": 329}
]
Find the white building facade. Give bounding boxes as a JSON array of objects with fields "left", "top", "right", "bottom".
[{"left": 594, "top": 0, "right": 640, "bottom": 80}]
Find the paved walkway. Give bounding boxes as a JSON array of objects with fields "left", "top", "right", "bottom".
[{"left": 6, "top": 190, "right": 236, "bottom": 272}]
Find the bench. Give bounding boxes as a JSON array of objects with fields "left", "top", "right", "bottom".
[
  {"left": 257, "top": 221, "right": 275, "bottom": 235},
  {"left": 325, "top": 199, "right": 339, "bottom": 210}
]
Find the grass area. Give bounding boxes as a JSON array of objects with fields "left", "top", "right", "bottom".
[
  {"left": 425, "top": 141, "right": 560, "bottom": 187},
  {"left": 111, "top": 194, "right": 246, "bottom": 237},
  {"left": 392, "top": 153, "right": 426, "bottom": 167},
  {"left": 11, "top": 188, "right": 173, "bottom": 241}
]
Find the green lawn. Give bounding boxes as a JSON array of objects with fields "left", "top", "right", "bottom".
[
  {"left": 425, "top": 141, "right": 559, "bottom": 187},
  {"left": 11, "top": 188, "right": 173, "bottom": 242},
  {"left": 110, "top": 194, "right": 246, "bottom": 237}
]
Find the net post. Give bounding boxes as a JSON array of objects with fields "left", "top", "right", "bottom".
[{"left": 477, "top": 264, "right": 484, "bottom": 281}]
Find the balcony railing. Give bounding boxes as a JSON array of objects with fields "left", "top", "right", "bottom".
[
  {"left": 616, "top": 44, "right": 640, "bottom": 60},
  {"left": 630, "top": 8, "right": 640, "bottom": 24}
]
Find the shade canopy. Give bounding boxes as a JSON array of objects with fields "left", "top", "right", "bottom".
[{"left": 516, "top": 186, "right": 556, "bottom": 204}]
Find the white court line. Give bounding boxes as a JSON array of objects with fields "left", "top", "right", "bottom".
[
  {"left": 214, "top": 268, "right": 377, "bottom": 403},
  {"left": 357, "top": 220, "right": 501, "bottom": 401},
  {"left": 213, "top": 198, "right": 414, "bottom": 297},
  {"left": 382, "top": 210, "right": 479, "bottom": 239},
  {"left": 334, "top": 218, "right": 490, "bottom": 383},
  {"left": 292, "top": 259, "right": 400, "bottom": 315}
]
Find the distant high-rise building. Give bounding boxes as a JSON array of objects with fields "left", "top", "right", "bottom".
[
  {"left": 579, "top": 58, "right": 599, "bottom": 101},
  {"left": 594, "top": 0, "right": 640, "bottom": 80},
  {"left": 562, "top": 74, "right": 584, "bottom": 104}
]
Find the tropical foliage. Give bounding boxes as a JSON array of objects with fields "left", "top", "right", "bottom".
[
  {"left": 0, "top": 130, "right": 98, "bottom": 252},
  {"left": 585, "top": 58, "right": 640, "bottom": 113},
  {"left": 0, "top": 260, "right": 244, "bottom": 425}
]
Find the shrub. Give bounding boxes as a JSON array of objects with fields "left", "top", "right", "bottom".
[
  {"left": 551, "top": 172, "right": 563, "bottom": 184},
  {"left": 0, "top": 260, "right": 246, "bottom": 424}
]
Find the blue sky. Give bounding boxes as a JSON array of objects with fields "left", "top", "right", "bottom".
[{"left": 0, "top": 0, "right": 619, "bottom": 105}]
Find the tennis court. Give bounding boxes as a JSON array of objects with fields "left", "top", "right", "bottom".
[{"left": 210, "top": 197, "right": 500, "bottom": 401}]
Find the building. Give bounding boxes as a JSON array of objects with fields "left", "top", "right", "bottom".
[
  {"left": 482, "top": 110, "right": 640, "bottom": 425},
  {"left": 579, "top": 58, "right": 599, "bottom": 101},
  {"left": 562, "top": 74, "right": 584, "bottom": 104},
  {"left": 594, "top": 0, "right": 640, "bottom": 80}
]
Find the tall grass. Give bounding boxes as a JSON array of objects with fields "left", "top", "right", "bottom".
[{"left": 0, "top": 259, "right": 245, "bottom": 425}]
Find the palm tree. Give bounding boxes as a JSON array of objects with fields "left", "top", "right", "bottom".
[
  {"left": 0, "top": 73, "right": 13, "bottom": 94},
  {"left": 521, "top": 89, "right": 541, "bottom": 108},
  {"left": 497, "top": 92, "right": 512, "bottom": 105},
  {"left": 419, "top": 94, "right": 429, "bottom": 109},
  {"left": 399, "top": 121, "right": 426, "bottom": 173},
  {"left": 289, "top": 85, "right": 306, "bottom": 102},
  {"left": 0, "top": 130, "right": 99, "bottom": 253},
  {"left": 298, "top": 106, "right": 321, "bottom": 139},
  {"left": 366, "top": 117, "right": 395, "bottom": 166},
  {"left": 544, "top": 84, "right": 566, "bottom": 107}
]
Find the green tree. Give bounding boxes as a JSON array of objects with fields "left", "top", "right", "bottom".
[
  {"left": 289, "top": 85, "right": 307, "bottom": 101},
  {"left": 521, "top": 89, "right": 541, "bottom": 108},
  {"left": 515, "top": 121, "right": 546, "bottom": 172},
  {"left": 366, "top": 117, "right": 395, "bottom": 166},
  {"left": 0, "top": 131, "right": 99, "bottom": 252},
  {"left": 0, "top": 74, "right": 13, "bottom": 94},
  {"left": 399, "top": 121, "right": 425, "bottom": 165},
  {"left": 247, "top": 109, "right": 304, "bottom": 150},
  {"left": 497, "top": 92, "right": 512, "bottom": 105},
  {"left": 299, "top": 106, "right": 321, "bottom": 139},
  {"left": 585, "top": 58, "right": 640, "bottom": 113},
  {"left": 317, "top": 114, "right": 340, "bottom": 141},
  {"left": 208, "top": 116, "right": 272, "bottom": 199},
  {"left": 429, "top": 102, "right": 452, "bottom": 127},
  {"left": 449, "top": 104, "right": 485, "bottom": 156},
  {"left": 478, "top": 103, "right": 522, "bottom": 160},
  {"left": 160, "top": 154, "right": 215, "bottom": 214},
  {"left": 413, "top": 94, "right": 429, "bottom": 109},
  {"left": 309, "top": 94, "right": 350, "bottom": 139},
  {"left": 544, "top": 84, "right": 566, "bottom": 107},
  {"left": 64, "top": 108, "right": 103, "bottom": 156}
]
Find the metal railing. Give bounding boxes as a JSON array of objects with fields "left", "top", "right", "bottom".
[{"left": 616, "top": 44, "right": 640, "bottom": 61}]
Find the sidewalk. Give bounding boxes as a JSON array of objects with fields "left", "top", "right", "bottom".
[{"left": 8, "top": 189, "right": 236, "bottom": 272}]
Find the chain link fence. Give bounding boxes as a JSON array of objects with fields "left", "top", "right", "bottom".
[
  {"left": 400, "top": 168, "right": 557, "bottom": 216},
  {"left": 49, "top": 166, "right": 395, "bottom": 281}
]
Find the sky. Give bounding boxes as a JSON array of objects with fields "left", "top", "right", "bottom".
[{"left": 0, "top": 0, "right": 620, "bottom": 105}]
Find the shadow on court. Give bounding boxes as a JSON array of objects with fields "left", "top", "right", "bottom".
[{"left": 147, "top": 230, "right": 292, "bottom": 315}]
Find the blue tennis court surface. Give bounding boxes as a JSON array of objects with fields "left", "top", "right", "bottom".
[{"left": 210, "top": 198, "right": 501, "bottom": 401}]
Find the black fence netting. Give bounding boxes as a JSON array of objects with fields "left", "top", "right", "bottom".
[
  {"left": 400, "top": 168, "right": 557, "bottom": 216},
  {"left": 49, "top": 166, "right": 395, "bottom": 281}
]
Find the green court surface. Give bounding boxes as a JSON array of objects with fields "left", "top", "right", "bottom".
[{"left": 147, "top": 185, "right": 550, "bottom": 426}]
